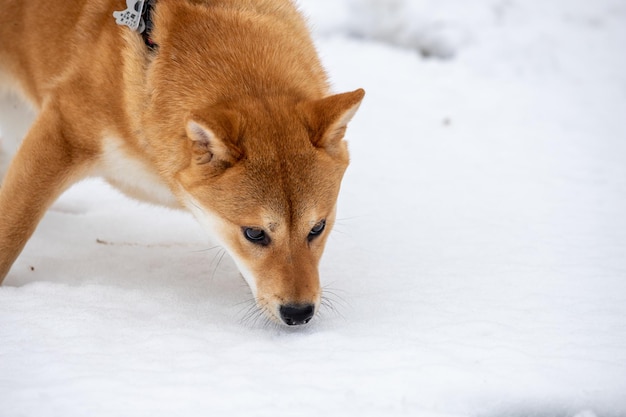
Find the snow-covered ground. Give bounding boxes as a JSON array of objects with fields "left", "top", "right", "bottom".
[{"left": 1, "top": 1, "right": 625, "bottom": 416}]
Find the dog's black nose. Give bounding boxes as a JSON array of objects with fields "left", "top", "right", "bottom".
[{"left": 279, "top": 304, "right": 315, "bottom": 326}]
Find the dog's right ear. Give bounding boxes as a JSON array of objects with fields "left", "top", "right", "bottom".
[
  {"left": 186, "top": 111, "right": 243, "bottom": 166},
  {"left": 299, "top": 89, "right": 365, "bottom": 157}
]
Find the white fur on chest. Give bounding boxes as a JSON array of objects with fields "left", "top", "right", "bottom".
[{"left": 97, "top": 136, "right": 179, "bottom": 208}]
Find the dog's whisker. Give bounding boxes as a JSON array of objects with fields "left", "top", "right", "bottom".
[
  {"left": 240, "top": 306, "right": 260, "bottom": 326},
  {"left": 209, "top": 249, "right": 227, "bottom": 281},
  {"left": 238, "top": 296, "right": 271, "bottom": 328},
  {"left": 322, "top": 284, "right": 349, "bottom": 300},
  {"left": 318, "top": 284, "right": 350, "bottom": 321},
  {"left": 234, "top": 297, "right": 255, "bottom": 308},
  {"left": 335, "top": 214, "right": 371, "bottom": 222},
  {"left": 242, "top": 300, "right": 259, "bottom": 318},
  {"left": 322, "top": 290, "right": 349, "bottom": 306},
  {"left": 190, "top": 245, "right": 223, "bottom": 253},
  {"left": 249, "top": 305, "right": 271, "bottom": 328}
]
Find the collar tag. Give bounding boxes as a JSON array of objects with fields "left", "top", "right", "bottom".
[{"left": 113, "top": 0, "right": 146, "bottom": 32}]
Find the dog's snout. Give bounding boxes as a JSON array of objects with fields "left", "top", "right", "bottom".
[{"left": 279, "top": 303, "right": 315, "bottom": 326}]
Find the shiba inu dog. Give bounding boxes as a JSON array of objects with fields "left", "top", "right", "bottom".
[{"left": 0, "top": 0, "right": 364, "bottom": 325}]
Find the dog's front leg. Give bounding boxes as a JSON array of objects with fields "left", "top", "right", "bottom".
[{"left": 0, "top": 104, "right": 93, "bottom": 283}]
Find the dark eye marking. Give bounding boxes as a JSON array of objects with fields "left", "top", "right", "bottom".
[
  {"left": 308, "top": 219, "right": 326, "bottom": 242},
  {"left": 243, "top": 227, "right": 271, "bottom": 246}
]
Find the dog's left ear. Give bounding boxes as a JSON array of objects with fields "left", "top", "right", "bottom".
[
  {"left": 186, "top": 110, "right": 243, "bottom": 166},
  {"left": 300, "top": 88, "right": 365, "bottom": 155}
]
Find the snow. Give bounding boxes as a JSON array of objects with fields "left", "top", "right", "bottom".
[{"left": 1, "top": 1, "right": 626, "bottom": 416}]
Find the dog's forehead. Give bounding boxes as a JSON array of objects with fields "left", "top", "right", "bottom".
[{"left": 240, "top": 151, "right": 340, "bottom": 220}]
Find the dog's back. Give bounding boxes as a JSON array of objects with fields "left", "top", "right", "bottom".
[{"left": 0, "top": 0, "right": 327, "bottom": 104}]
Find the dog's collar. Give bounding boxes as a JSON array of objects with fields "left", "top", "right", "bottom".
[{"left": 113, "top": 0, "right": 158, "bottom": 50}]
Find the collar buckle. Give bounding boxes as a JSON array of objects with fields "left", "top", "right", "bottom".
[
  {"left": 113, "top": 0, "right": 146, "bottom": 32},
  {"left": 113, "top": 0, "right": 157, "bottom": 49}
]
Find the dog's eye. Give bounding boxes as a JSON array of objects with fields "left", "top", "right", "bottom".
[
  {"left": 308, "top": 219, "right": 326, "bottom": 241},
  {"left": 243, "top": 227, "right": 270, "bottom": 246}
]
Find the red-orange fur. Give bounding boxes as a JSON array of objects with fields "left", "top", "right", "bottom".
[{"left": 0, "top": 0, "right": 364, "bottom": 324}]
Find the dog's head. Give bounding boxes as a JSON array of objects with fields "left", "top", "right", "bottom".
[{"left": 176, "top": 89, "right": 364, "bottom": 325}]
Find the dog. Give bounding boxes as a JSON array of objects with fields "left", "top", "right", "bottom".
[{"left": 0, "top": 0, "right": 364, "bottom": 326}]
